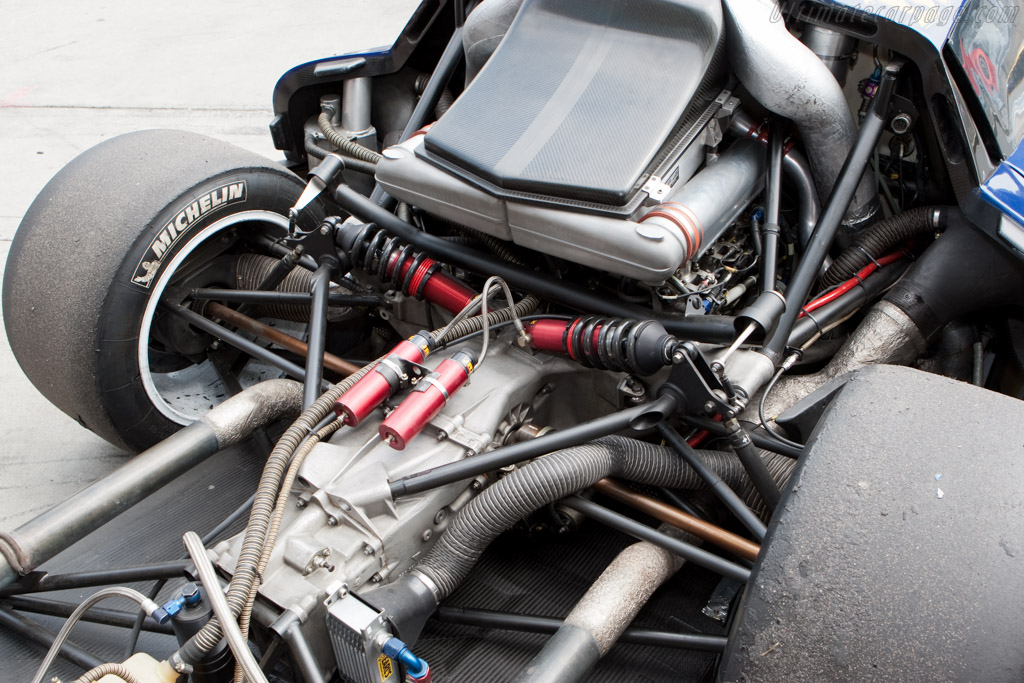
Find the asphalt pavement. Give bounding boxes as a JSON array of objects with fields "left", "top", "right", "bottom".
[{"left": 0, "top": 0, "right": 418, "bottom": 527}]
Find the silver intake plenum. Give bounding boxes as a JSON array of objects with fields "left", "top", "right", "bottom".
[
  {"left": 376, "top": 132, "right": 765, "bottom": 283},
  {"left": 721, "top": 0, "right": 878, "bottom": 226},
  {"left": 641, "top": 137, "right": 766, "bottom": 262}
]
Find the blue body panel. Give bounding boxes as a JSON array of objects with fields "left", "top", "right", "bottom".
[
  {"left": 981, "top": 140, "right": 1024, "bottom": 222},
  {"left": 822, "top": 0, "right": 1024, "bottom": 224}
]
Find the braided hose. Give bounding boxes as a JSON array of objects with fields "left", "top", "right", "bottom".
[
  {"left": 233, "top": 418, "right": 344, "bottom": 683},
  {"left": 304, "top": 135, "right": 380, "bottom": 175},
  {"left": 75, "top": 664, "right": 142, "bottom": 683},
  {"left": 176, "top": 370, "right": 369, "bottom": 664},
  {"left": 457, "top": 225, "right": 527, "bottom": 267},
  {"left": 317, "top": 113, "right": 384, "bottom": 165},
  {"left": 416, "top": 435, "right": 794, "bottom": 600},
  {"left": 441, "top": 295, "right": 539, "bottom": 341},
  {"left": 177, "top": 293, "right": 539, "bottom": 665}
]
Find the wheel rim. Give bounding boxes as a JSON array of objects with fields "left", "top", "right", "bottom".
[{"left": 138, "top": 210, "right": 296, "bottom": 425}]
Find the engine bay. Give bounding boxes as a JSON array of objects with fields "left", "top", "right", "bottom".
[{"left": 4, "top": 0, "right": 1024, "bottom": 680}]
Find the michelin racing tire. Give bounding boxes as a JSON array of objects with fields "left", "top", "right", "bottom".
[{"left": 3, "top": 129, "right": 322, "bottom": 452}]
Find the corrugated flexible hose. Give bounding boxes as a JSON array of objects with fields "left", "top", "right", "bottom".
[
  {"left": 416, "top": 435, "right": 795, "bottom": 601},
  {"left": 175, "top": 294, "right": 539, "bottom": 666}
]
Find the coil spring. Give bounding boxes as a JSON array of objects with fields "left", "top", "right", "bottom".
[
  {"left": 565, "top": 316, "right": 668, "bottom": 375},
  {"left": 344, "top": 222, "right": 439, "bottom": 300}
]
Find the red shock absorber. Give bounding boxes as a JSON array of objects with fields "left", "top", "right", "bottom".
[
  {"left": 527, "top": 317, "right": 675, "bottom": 376},
  {"left": 387, "top": 251, "right": 476, "bottom": 313},
  {"left": 338, "top": 222, "right": 476, "bottom": 313},
  {"left": 334, "top": 331, "right": 436, "bottom": 426},
  {"left": 379, "top": 349, "right": 477, "bottom": 450}
]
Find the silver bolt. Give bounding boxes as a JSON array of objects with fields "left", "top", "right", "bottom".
[
  {"left": 421, "top": 529, "right": 433, "bottom": 541},
  {"left": 320, "top": 224, "right": 330, "bottom": 235},
  {"left": 437, "top": 431, "right": 448, "bottom": 441},
  {"left": 703, "top": 400, "right": 717, "bottom": 414},
  {"left": 327, "top": 515, "right": 338, "bottom": 526},
  {"left": 363, "top": 545, "right": 374, "bottom": 556},
  {"left": 672, "top": 350, "right": 686, "bottom": 364},
  {"left": 433, "top": 509, "right": 447, "bottom": 524},
  {"left": 470, "top": 480, "right": 483, "bottom": 491},
  {"left": 370, "top": 573, "right": 382, "bottom": 583}
]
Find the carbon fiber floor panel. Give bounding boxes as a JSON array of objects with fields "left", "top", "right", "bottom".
[
  {"left": 417, "top": 513, "right": 728, "bottom": 682},
  {"left": 1, "top": 442, "right": 728, "bottom": 682},
  {"left": 0, "top": 441, "right": 261, "bottom": 681}
]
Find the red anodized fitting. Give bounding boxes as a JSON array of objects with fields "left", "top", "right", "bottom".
[
  {"left": 384, "top": 250, "right": 476, "bottom": 313},
  {"left": 379, "top": 349, "right": 477, "bottom": 450},
  {"left": 334, "top": 331, "right": 436, "bottom": 426}
]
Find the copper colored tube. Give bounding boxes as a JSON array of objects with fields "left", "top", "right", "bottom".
[
  {"left": 204, "top": 301, "right": 360, "bottom": 376},
  {"left": 593, "top": 479, "right": 760, "bottom": 562}
]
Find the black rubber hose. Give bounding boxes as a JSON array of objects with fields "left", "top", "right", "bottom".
[
  {"left": 821, "top": 206, "right": 946, "bottom": 287},
  {"left": 884, "top": 210, "right": 1024, "bottom": 341},
  {"left": 415, "top": 436, "right": 795, "bottom": 600},
  {"left": 333, "top": 183, "right": 738, "bottom": 343},
  {"left": 788, "top": 256, "right": 908, "bottom": 348},
  {"left": 435, "top": 87, "right": 454, "bottom": 118}
]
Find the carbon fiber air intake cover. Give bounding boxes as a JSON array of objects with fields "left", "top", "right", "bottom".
[{"left": 422, "top": 0, "right": 724, "bottom": 207}]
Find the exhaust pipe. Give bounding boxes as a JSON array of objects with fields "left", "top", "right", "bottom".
[
  {"left": 722, "top": 0, "right": 879, "bottom": 228},
  {"left": 512, "top": 532, "right": 695, "bottom": 683},
  {"left": 0, "top": 380, "right": 303, "bottom": 589}
]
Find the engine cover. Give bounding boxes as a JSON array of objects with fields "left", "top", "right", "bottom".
[{"left": 424, "top": 0, "right": 725, "bottom": 208}]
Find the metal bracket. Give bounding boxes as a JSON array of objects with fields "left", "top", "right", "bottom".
[
  {"left": 429, "top": 414, "right": 489, "bottom": 457},
  {"left": 642, "top": 175, "right": 672, "bottom": 202},
  {"left": 663, "top": 342, "right": 733, "bottom": 417}
]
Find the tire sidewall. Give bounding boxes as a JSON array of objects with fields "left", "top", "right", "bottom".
[{"left": 94, "top": 167, "right": 318, "bottom": 450}]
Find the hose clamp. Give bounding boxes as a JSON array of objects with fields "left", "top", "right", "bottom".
[
  {"left": 420, "top": 376, "right": 450, "bottom": 402},
  {"left": 378, "top": 356, "right": 408, "bottom": 381}
]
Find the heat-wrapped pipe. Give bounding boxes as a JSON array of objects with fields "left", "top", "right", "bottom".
[{"left": 513, "top": 531, "right": 697, "bottom": 683}]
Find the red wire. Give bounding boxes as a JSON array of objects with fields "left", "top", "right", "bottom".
[
  {"left": 687, "top": 429, "right": 710, "bottom": 447},
  {"left": 800, "top": 250, "right": 905, "bottom": 318},
  {"left": 687, "top": 414, "right": 724, "bottom": 447}
]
